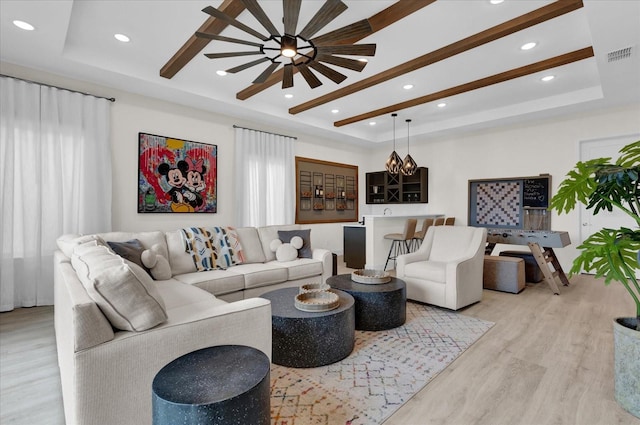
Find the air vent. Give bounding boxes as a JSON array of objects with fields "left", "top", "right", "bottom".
[{"left": 607, "top": 46, "right": 632, "bottom": 62}]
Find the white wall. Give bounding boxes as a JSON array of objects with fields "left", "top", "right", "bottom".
[{"left": 4, "top": 62, "right": 640, "bottom": 269}]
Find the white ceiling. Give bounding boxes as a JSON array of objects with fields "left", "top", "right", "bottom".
[{"left": 1, "top": 0, "right": 639, "bottom": 147}]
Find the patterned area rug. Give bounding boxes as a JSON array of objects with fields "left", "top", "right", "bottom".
[{"left": 270, "top": 301, "right": 494, "bottom": 425}]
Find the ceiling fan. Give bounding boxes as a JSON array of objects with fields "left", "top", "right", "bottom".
[{"left": 195, "top": 0, "right": 377, "bottom": 89}]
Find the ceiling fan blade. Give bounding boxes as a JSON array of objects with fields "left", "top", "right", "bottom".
[
  {"left": 204, "top": 51, "right": 264, "bottom": 59},
  {"left": 307, "top": 61, "right": 347, "bottom": 84},
  {"left": 315, "top": 53, "right": 367, "bottom": 72},
  {"left": 282, "top": 64, "right": 294, "bottom": 88},
  {"left": 298, "top": 64, "right": 323, "bottom": 89},
  {"left": 226, "top": 57, "right": 271, "bottom": 74},
  {"left": 240, "top": 0, "right": 280, "bottom": 36},
  {"left": 253, "top": 62, "right": 281, "bottom": 84},
  {"left": 316, "top": 44, "right": 377, "bottom": 57},
  {"left": 311, "top": 19, "right": 373, "bottom": 46},
  {"left": 283, "top": 0, "right": 302, "bottom": 35},
  {"left": 298, "top": 0, "right": 348, "bottom": 40},
  {"left": 195, "top": 32, "right": 264, "bottom": 48},
  {"left": 202, "top": 6, "right": 269, "bottom": 41}
]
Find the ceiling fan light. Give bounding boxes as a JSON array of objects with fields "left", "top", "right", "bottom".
[{"left": 281, "top": 35, "right": 297, "bottom": 58}]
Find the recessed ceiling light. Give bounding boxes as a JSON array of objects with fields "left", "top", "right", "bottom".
[
  {"left": 331, "top": 109, "right": 339, "bottom": 114},
  {"left": 369, "top": 121, "right": 376, "bottom": 126},
  {"left": 437, "top": 102, "right": 447, "bottom": 108},
  {"left": 520, "top": 42, "right": 537, "bottom": 51},
  {"left": 490, "top": 0, "right": 504, "bottom": 4},
  {"left": 358, "top": 58, "right": 368, "bottom": 63},
  {"left": 541, "top": 75, "right": 555, "bottom": 82},
  {"left": 13, "top": 20, "right": 35, "bottom": 31},
  {"left": 403, "top": 84, "right": 414, "bottom": 90},
  {"left": 284, "top": 93, "right": 293, "bottom": 99},
  {"left": 216, "top": 70, "right": 227, "bottom": 76},
  {"left": 114, "top": 33, "right": 130, "bottom": 43}
]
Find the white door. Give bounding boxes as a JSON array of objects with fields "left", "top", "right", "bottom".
[{"left": 579, "top": 134, "right": 639, "bottom": 277}]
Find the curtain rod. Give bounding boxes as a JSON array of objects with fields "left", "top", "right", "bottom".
[
  {"left": 1, "top": 74, "right": 116, "bottom": 102},
  {"left": 233, "top": 124, "right": 297, "bottom": 140}
]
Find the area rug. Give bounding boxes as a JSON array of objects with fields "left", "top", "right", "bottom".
[{"left": 270, "top": 301, "right": 494, "bottom": 425}]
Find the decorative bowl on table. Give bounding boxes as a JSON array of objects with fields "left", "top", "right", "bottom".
[
  {"left": 294, "top": 291, "right": 340, "bottom": 312},
  {"left": 299, "top": 283, "right": 331, "bottom": 293},
  {"left": 351, "top": 269, "right": 391, "bottom": 284}
]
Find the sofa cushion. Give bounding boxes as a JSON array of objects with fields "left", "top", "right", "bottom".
[
  {"left": 166, "top": 230, "right": 198, "bottom": 275},
  {"left": 235, "top": 227, "right": 266, "bottom": 264},
  {"left": 273, "top": 258, "right": 323, "bottom": 280},
  {"left": 277, "top": 229, "right": 312, "bottom": 258},
  {"left": 210, "top": 226, "right": 244, "bottom": 267},
  {"left": 71, "top": 243, "right": 168, "bottom": 331},
  {"left": 154, "top": 280, "right": 225, "bottom": 310},
  {"left": 174, "top": 269, "right": 245, "bottom": 296},
  {"left": 258, "top": 225, "right": 300, "bottom": 262},
  {"left": 57, "top": 234, "right": 105, "bottom": 258},
  {"left": 233, "top": 262, "right": 289, "bottom": 289},
  {"left": 404, "top": 260, "right": 447, "bottom": 283}
]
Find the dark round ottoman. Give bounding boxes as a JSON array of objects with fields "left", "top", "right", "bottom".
[
  {"left": 152, "top": 345, "right": 270, "bottom": 425},
  {"left": 261, "top": 287, "right": 355, "bottom": 368},
  {"left": 327, "top": 274, "right": 406, "bottom": 331}
]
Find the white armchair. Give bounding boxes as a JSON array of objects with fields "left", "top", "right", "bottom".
[{"left": 396, "top": 225, "right": 487, "bottom": 310}]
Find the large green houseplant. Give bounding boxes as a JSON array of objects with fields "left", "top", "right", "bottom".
[{"left": 550, "top": 140, "right": 639, "bottom": 417}]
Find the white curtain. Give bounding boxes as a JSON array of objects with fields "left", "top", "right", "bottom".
[
  {"left": 234, "top": 127, "right": 295, "bottom": 227},
  {"left": 0, "top": 76, "right": 112, "bottom": 311}
]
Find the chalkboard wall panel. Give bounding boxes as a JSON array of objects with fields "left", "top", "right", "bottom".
[
  {"left": 523, "top": 177, "right": 550, "bottom": 208},
  {"left": 468, "top": 175, "right": 551, "bottom": 230}
]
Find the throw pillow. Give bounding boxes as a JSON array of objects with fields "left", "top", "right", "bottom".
[
  {"left": 141, "top": 243, "right": 172, "bottom": 280},
  {"left": 71, "top": 243, "right": 167, "bottom": 331},
  {"left": 180, "top": 227, "right": 225, "bottom": 271},
  {"left": 277, "top": 229, "right": 312, "bottom": 258},
  {"left": 271, "top": 236, "right": 304, "bottom": 262},
  {"left": 107, "top": 239, "right": 149, "bottom": 272},
  {"left": 210, "top": 226, "right": 245, "bottom": 268}
]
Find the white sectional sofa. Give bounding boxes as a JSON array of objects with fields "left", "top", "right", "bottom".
[{"left": 54, "top": 224, "right": 332, "bottom": 425}]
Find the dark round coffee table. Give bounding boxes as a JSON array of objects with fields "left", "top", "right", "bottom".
[
  {"left": 327, "top": 274, "right": 406, "bottom": 331},
  {"left": 261, "top": 287, "right": 355, "bottom": 368}
]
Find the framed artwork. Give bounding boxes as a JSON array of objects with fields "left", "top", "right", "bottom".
[
  {"left": 296, "top": 156, "right": 358, "bottom": 224},
  {"left": 138, "top": 132, "right": 217, "bottom": 213}
]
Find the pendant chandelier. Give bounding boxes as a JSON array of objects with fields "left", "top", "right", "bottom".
[
  {"left": 401, "top": 119, "right": 418, "bottom": 176},
  {"left": 385, "top": 113, "right": 403, "bottom": 175}
]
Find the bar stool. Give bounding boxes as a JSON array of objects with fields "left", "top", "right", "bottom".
[
  {"left": 411, "top": 218, "right": 434, "bottom": 251},
  {"left": 444, "top": 217, "right": 456, "bottom": 225},
  {"left": 434, "top": 217, "right": 445, "bottom": 226},
  {"left": 383, "top": 218, "right": 417, "bottom": 271}
]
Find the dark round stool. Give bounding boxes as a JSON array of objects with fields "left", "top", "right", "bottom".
[
  {"left": 152, "top": 345, "right": 270, "bottom": 425},
  {"left": 327, "top": 274, "right": 406, "bottom": 331}
]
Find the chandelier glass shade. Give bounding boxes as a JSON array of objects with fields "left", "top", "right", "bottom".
[
  {"left": 401, "top": 119, "right": 418, "bottom": 176},
  {"left": 385, "top": 113, "right": 403, "bottom": 175}
]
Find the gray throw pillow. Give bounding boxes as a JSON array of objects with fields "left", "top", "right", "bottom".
[
  {"left": 277, "top": 229, "right": 312, "bottom": 259},
  {"left": 107, "top": 239, "right": 149, "bottom": 272}
]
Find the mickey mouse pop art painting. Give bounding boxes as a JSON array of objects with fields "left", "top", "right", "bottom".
[{"left": 137, "top": 133, "right": 217, "bottom": 213}]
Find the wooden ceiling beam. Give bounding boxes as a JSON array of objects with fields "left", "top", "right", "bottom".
[
  {"left": 334, "top": 47, "right": 595, "bottom": 127},
  {"left": 235, "top": 0, "right": 437, "bottom": 101},
  {"left": 290, "top": 0, "right": 584, "bottom": 115},
  {"left": 160, "top": 0, "right": 246, "bottom": 79}
]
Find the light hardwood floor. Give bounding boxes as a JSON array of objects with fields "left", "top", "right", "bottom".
[{"left": 1, "top": 258, "right": 639, "bottom": 425}]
